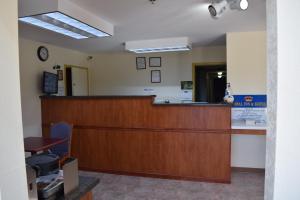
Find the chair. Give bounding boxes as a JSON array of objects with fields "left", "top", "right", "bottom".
[{"left": 49, "top": 122, "right": 73, "bottom": 164}]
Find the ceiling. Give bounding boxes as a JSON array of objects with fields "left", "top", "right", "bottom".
[{"left": 18, "top": 0, "right": 266, "bottom": 53}]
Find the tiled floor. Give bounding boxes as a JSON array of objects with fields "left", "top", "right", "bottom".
[{"left": 79, "top": 171, "right": 265, "bottom": 200}]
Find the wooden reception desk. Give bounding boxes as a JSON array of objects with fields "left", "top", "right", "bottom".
[{"left": 41, "top": 96, "right": 231, "bottom": 183}]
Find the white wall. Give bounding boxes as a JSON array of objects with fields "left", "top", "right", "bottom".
[
  {"left": 19, "top": 38, "right": 89, "bottom": 138},
  {"left": 89, "top": 46, "right": 226, "bottom": 102},
  {"left": 0, "top": 1, "right": 28, "bottom": 199},
  {"left": 266, "top": 0, "right": 300, "bottom": 199},
  {"left": 227, "top": 31, "right": 267, "bottom": 169}
]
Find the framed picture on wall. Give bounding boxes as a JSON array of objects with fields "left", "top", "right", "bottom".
[
  {"left": 136, "top": 57, "right": 146, "bottom": 70},
  {"left": 57, "top": 70, "right": 63, "bottom": 81},
  {"left": 149, "top": 57, "right": 161, "bottom": 67},
  {"left": 151, "top": 70, "right": 161, "bottom": 83},
  {"left": 181, "top": 81, "right": 193, "bottom": 90}
]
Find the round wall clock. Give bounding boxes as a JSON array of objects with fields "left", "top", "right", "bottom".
[{"left": 37, "top": 46, "right": 49, "bottom": 62}]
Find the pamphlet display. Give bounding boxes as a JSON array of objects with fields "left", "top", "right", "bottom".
[{"left": 232, "top": 95, "right": 267, "bottom": 129}]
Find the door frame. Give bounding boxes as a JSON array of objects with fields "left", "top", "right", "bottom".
[
  {"left": 192, "top": 62, "right": 226, "bottom": 102},
  {"left": 64, "top": 65, "right": 90, "bottom": 96}
]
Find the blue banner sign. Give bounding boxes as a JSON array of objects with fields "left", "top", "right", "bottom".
[{"left": 233, "top": 95, "right": 267, "bottom": 108}]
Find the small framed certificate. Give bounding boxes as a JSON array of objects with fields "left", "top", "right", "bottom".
[
  {"left": 151, "top": 70, "right": 161, "bottom": 83},
  {"left": 136, "top": 57, "right": 146, "bottom": 70},
  {"left": 57, "top": 70, "right": 63, "bottom": 81},
  {"left": 149, "top": 57, "right": 161, "bottom": 67}
]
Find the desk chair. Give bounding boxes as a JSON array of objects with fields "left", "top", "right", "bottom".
[{"left": 49, "top": 122, "right": 73, "bottom": 165}]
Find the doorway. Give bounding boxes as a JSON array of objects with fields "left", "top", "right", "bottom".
[
  {"left": 193, "top": 63, "right": 227, "bottom": 103},
  {"left": 65, "top": 65, "right": 89, "bottom": 96}
]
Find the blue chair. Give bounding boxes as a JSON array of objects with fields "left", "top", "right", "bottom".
[
  {"left": 49, "top": 122, "right": 73, "bottom": 160},
  {"left": 26, "top": 122, "right": 73, "bottom": 175}
]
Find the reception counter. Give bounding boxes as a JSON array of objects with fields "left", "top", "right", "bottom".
[{"left": 41, "top": 95, "right": 231, "bottom": 183}]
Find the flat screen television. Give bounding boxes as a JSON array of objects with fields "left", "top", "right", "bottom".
[{"left": 42, "top": 71, "right": 58, "bottom": 95}]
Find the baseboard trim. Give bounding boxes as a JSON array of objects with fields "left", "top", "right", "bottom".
[
  {"left": 79, "top": 167, "right": 231, "bottom": 184},
  {"left": 231, "top": 167, "right": 265, "bottom": 173}
]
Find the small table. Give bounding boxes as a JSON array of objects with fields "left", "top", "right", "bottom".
[{"left": 24, "top": 137, "right": 68, "bottom": 155}]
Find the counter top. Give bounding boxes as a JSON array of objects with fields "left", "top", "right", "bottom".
[
  {"left": 153, "top": 102, "right": 231, "bottom": 107},
  {"left": 57, "top": 176, "right": 99, "bottom": 200},
  {"left": 40, "top": 95, "right": 156, "bottom": 99},
  {"left": 232, "top": 125, "right": 267, "bottom": 130},
  {"left": 40, "top": 95, "right": 231, "bottom": 107},
  {"left": 232, "top": 122, "right": 267, "bottom": 130}
]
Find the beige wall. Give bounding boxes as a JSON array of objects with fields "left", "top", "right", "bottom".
[
  {"left": 89, "top": 40, "right": 267, "bottom": 169},
  {"left": 89, "top": 46, "right": 226, "bottom": 101},
  {"left": 227, "top": 31, "right": 267, "bottom": 169},
  {"left": 19, "top": 38, "right": 89, "bottom": 138},
  {"left": 19, "top": 32, "right": 266, "bottom": 169},
  {"left": 227, "top": 31, "right": 267, "bottom": 94},
  {"left": 0, "top": 1, "right": 28, "bottom": 199}
]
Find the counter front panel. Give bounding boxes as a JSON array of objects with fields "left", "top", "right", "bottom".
[{"left": 41, "top": 96, "right": 231, "bottom": 183}]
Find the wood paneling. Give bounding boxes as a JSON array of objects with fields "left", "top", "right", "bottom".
[
  {"left": 41, "top": 97, "right": 231, "bottom": 130},
  {"left": 41, "top": 96, "right": 231, "bottom": 183},
  {"left": 73, "top": 128, "right": 231, "bottom": 182}
]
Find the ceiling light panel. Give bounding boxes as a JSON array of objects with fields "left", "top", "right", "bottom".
[
  {"left": 125, "top": 37, "right": 191, "bottom": 54},
  {"left": 132, "top": 47, "right": 191, "bottom": 54},
  {"left": 19, "top": 16, "right": 88, "bottom": 39},
  {"left": 45, "top": 12, "right": 110, "bottom": 37},
  {"left": 19, "top": 0, "right": 114, "bottom": 39},
  {"left": 19, "top": 12, "right": 110, "bottom": 39}
]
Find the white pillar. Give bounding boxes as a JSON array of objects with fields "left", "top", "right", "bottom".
[
  {"left": 265, "top": 0, "right": 300, "bottom": 199},
  {"left": 0, "top": 0, "right": 28, "bottom": 199}
]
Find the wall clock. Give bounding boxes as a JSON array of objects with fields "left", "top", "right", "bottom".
[{"left": 37, "top": 46, "right": 49, "bottom": 62}]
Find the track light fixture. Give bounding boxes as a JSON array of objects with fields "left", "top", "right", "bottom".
[
  {"left": 149, "top": 0, "right": 157, "bottom": 4},
  {"left": 208, "top": 0, "right": 249, "bottom": 18},
  {"left": 239, "top": 0, "right": 249, "bottom": 10},
  {"left": 208, "top": 0, "right": 228, "bottom": 18}
]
